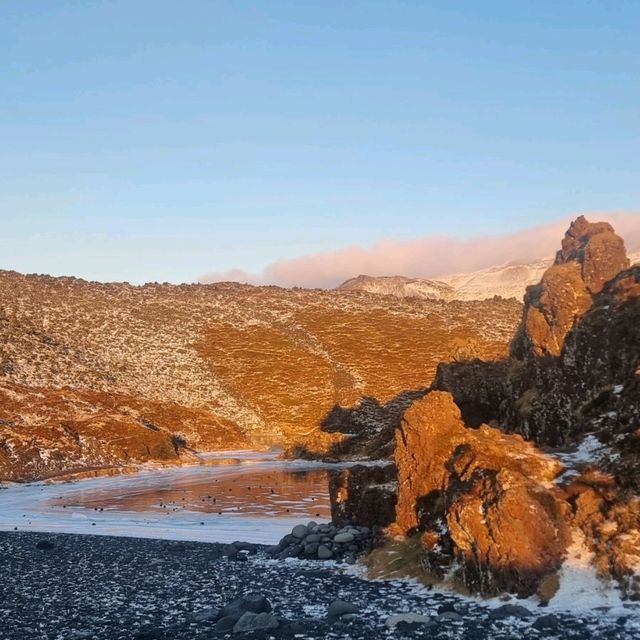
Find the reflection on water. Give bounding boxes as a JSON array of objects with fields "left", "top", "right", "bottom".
[
  {"left": 49, "top": 463, "right": 332, "bottom": 520},
  {"left": 0, "top": 452, "right": 337, "bottom": 543}
]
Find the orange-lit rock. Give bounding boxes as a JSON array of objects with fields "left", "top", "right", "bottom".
[
  {"left": 393, "top": 391, "right": 567, "bottom": 596},
  {"left": 512, "top": 215, "right": 629, "bottom": 359}
]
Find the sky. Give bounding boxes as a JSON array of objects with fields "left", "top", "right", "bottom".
[{"left": 1, "top": 0, "right": 639, "bottom": 285}]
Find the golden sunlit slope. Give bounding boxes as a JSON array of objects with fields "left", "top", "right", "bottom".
[{"left": 0, "top": 270, "right": 521, "bottom": 478}]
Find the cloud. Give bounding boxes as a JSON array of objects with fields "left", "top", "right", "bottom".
[{"left": 198, "top": 212, "right": 640, "bottom": 289}]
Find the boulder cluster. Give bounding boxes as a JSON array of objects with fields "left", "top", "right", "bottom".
[
  {"left": 192, "top": 593, "right": 363, "bottom": 635},
  {"left": 265, "top": 521, "right": 374, "bottom": 563}
]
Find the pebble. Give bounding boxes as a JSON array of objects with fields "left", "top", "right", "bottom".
[
  {"left": 334, "top": 532, "right": 354, "bottom": 544},
  {"left": 488, "top": 604, "right": 532, "bottom": 619},
  {"left": 291, "top": 524, "right": 308, "bottom": 539},
  {"left": 532, "top": 613, "right": 561, "bottom": 630},
  {"left": 233, "top": 611, "right": 280, "bottom": 633},
  {"left": 318, "top": 545, "right": 333, "bottom": 560},
  {"left": 385, "top": 613, "right": 433, "bottom": 629},
  {"left": 327, "top": 599, "right": 360, "bottom": 620}
]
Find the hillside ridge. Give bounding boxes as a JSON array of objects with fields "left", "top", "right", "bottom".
[{"left": 0, "top": 269, "right": 520, "bottom": 480}]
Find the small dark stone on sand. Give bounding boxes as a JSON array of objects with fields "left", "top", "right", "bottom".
[
  {"left": 327, "top": 599, "right": 360, "bottom": 620},
  {"left": 35, "top": 540, "right": 55, "bottom": 551}
]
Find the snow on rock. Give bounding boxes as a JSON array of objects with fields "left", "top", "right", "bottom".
[{"left": 550, "top": 531, "right": 625, "bottom": 614}]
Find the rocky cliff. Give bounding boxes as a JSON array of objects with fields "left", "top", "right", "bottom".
[
  {"left": 0, "top": 272, "right": 520, "bottom": 480},
  {"left": 394, "top": 391, "right": 568, "bottom": 597},
  {"left": 331, "top": 216, "right": 640, "bottom": 600}
]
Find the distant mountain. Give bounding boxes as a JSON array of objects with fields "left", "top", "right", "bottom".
[
  {"left": 337, "top": 248, "right": 640, "bottom": 302},
  {"left": 337, "top": 274, "right": 455, "bottom": 300},
  {"left": 439, "top": 258, "right": 552, "bottom": 301}
]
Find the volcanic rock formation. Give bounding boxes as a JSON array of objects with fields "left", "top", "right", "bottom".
[
  {"left": 512, "top": 215, "right": 629, "bottom": 359},
  {"left": 393, "top": 391, "right": 568, "bottom": 596},
  {"left": 330, "top": 216, "right": 640, "bottom": 600}
]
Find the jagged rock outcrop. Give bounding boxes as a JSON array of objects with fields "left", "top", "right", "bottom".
[
  {"left": 436, "top": 217, "right": 639, "bottom": 447},
  {"left": 506, "top": 265, "right": 640, "bottom": 447},
  {"left": 393, "top": 391, "right": 568, "bottom": 597},
  {"left": 512, "top": 215, "right": 629, "bottom": 359},
  {"left": 331, "top": 216, "right": 640, "bottom": 599}
]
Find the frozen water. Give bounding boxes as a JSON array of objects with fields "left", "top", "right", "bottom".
[{"left": 0, "top": 450, "right": 335, "bottom": 544}]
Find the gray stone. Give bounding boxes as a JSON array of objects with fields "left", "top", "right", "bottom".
[
  {"left": 437, "top": 603, "right": 457, "bottom": 614},
  {"left": 305, "top": 534, "right": 321, "bottom": 543},
  {"left": 437, "top": 611, "right": 463, "bottom": 622},
  {"left": 328, "top": 600, "right": 360, "bottom": 620},
  {"left": 277, "top": 544, "right": 302, "bottom": 560},
  {"left": 292, "top": 524, "right": 308, "bottom": 539},
  {"left": 222, "top": 594, "right": 272, "bottom": 620},
  {"left": 192, "top": 607, "right": 221, "bottom": 622},
  {"left": 334, "top": 532, "right": 354, "bottom": 544},
  {"left": 264, "top": 545, "right": 280, "bottom": 556},
  {"left": 232, "top": 541, "right": 258, "bottom": 554},
  {"left": 385, "top": 613, "right": 432, "bottom": 629},
  {"left": 488, "top": 604, "right": 532, "bottom": 620},
  {"left": 35, "top": 540, "right": 55, "bottom": 551},
  {"left": 233, "top": 611, "right": 279, "bottom": 633},
  {"left": 304, "top": 542, "right": 320, "bottom": 557},
  {"left": 532, "top": 614, "right": 561, "bottom": 630},
  {"left": 317, "top": 545, "right": 333, "bottom": 560},
  {"left": 214, "top": 616, "right": 237, "bottom": 632}
]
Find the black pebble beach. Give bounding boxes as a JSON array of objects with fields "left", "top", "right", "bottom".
[{"left": 1, "top": 532, "right": 638, "bottom": 639}]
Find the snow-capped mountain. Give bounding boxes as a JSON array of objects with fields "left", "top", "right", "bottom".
[
  {"left": 337, "top": 249, "right": 640, "bottom": 302},
  {"left": 337, "top": 274, "right": 455, "bottom": 300}
]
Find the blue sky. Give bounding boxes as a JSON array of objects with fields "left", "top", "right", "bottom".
[{"left": 1, "top": 0, "right": 639, "bottom": 284}]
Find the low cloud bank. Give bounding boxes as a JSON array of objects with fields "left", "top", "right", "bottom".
[{"left": 199, "top": 212, "right": 640, "bottom": 289}]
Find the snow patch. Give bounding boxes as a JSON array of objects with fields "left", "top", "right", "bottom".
[{"left": 549, "top": 531, "right": 625, "bottom": 614}]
